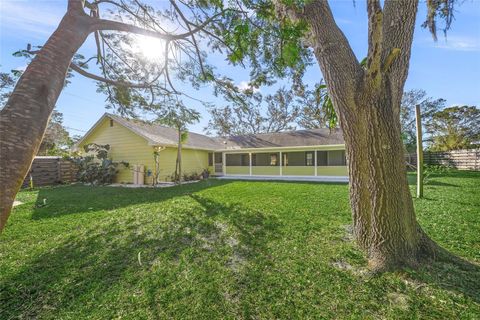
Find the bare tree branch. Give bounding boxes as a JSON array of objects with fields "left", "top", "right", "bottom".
[
  {"left": 91, "top": 10, "right": 227, "bottom": 41},
  {"left": 69, "top": 62, "right": 152, "bottom": 88},
  {"left": 170, "top": 0, "right": 206, "bottom": 78}
]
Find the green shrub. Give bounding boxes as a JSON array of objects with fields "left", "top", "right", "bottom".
[
  {"left": 423, "top": 164, "right": 451, "bottom": 184},
  {"left": 69, "top": 143, "right": 128, "bottom": 185}
]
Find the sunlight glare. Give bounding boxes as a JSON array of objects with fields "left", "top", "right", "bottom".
[{"left": 135, "top": 36, "right": 165, "bottom": 62}]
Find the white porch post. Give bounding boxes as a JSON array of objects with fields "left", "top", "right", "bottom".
[
  {"left": 249, "top": 152, "right": 252, "bottom": 176},
  {"left": 279, "top": 151, "right": 283, "bottom": 176},
  {"left": 223, "top": 153, "right": 226, "bottom": 176},
  {"left": 314, "top": 150, "right": 318, "bottom": 176}
]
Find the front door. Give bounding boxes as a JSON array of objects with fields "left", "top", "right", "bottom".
[{"left": 214, "top": 152, "right": 223, "bottom": 175}]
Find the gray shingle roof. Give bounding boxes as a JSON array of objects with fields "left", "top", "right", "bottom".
[
  {"left": 105, "top": 113, "right": 344, "bottom": 150},
  {"left": 107, "top": 114, "right": 224, "bottom": 150},
  {"left": 221, "top": 128, "right": 344, "bottom": 149}
]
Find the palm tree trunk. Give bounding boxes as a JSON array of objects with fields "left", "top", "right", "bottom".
[{"left": 0, "top": 10, "right": 91, "bottom": 231}]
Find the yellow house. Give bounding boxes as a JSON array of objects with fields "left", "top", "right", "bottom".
[{"left": 76, "top": 113, "right": 348, "bottom": 184}]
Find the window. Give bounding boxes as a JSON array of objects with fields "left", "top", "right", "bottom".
[
  {"left": 270, "top": 153, "right": 278, "bottom": 166},
  {"left": 305, "top": 152, "right": 314, "bottom": 166},
  {"left": 208, "top": 153, "right": 213, "bottom": 166},
  {"left": 109, "top": 119, "right": 114, "bottom": 127},
  {"left": 214, "top": 153, "right": 222, "bottom": 164}
]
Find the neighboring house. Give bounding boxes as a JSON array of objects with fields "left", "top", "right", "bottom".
[{"left": 76, "top": 113, "right": 348, "bottom": 184}]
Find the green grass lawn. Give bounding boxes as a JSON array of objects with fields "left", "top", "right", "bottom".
[{"left": 1, "top": 171, "right": 479, "bottom": 319}]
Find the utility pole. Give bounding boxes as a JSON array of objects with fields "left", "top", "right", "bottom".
[{"left": 415, "top": 104, "right": 424, "bottom": 198}]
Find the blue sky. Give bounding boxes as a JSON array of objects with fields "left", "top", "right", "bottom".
[{"left": 1, "top": 0, "right": 479, "bottom": 136}]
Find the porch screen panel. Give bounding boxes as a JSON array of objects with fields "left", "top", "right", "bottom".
[
  {"left": 317, "top": 151, "right": 328, "bottom": 166},
  {"left": 328, "top": 150, "right": 347, "bottom": 166},
  {"left": 226, "top": 153, "right": 249, "bottom": 166},
  {"left": 284, "top": 152, "right": 305, "bottom": 166},
  {"left": 252, "top": 153, "right": 279, "bottom": 166}
]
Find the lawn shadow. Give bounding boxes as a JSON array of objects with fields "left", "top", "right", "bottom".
[
  {"left": 30, "top": 179, "right": 232, "bottom": 220},
  {"left": 2, "top": 189, "right": 281, "bottom": 319},
  {"left": 406, "top": 255, "right": 480, "bottom": 304},
  {"left": 408, "top": 170, "right": 480, "bottom": 185},
  {"left": 407, "top": 175, "right": 459, "bottom": 187},
  {"left": 425, "top": 180, "right": 460, "bottom": 187}
]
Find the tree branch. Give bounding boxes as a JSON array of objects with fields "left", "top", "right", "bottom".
[
  {"left": 382, "top": 0, "right": 419, "bottom": 110},
  {"left": 381, "top": 48, "right": 401, "bottom": 73},
  {"left": 68, "top": 0, "right": 86, "bottom": 13},
  {"left": 90, "top": 10, "right": 227, "bottom": 41},
  {"left": 169, "top": 0, "right": 206, "bottom": 78},
  {"left": 366, "top": 0, "right": 383, "bottom": 84},
  {"left": 92, "top": 18, "right": 177, "bottom": 40},
  {"left": 277, "top": 0, "right": 363, "bottom": 112},
  {"left": 69, "top": 62, "right": 152, "bottom": 88}
]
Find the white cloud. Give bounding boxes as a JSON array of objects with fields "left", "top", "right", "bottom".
[
  {"left": 0, "top": 1, "right": 63, "bottom": 38},
  {"left": 237, "top": 81, "right": 260, "bottom": 93},
  {"left": 428, "top": 36, "right": 480, "bottom": 52}
]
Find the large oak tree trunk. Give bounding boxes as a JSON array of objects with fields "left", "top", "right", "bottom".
[
  {"left": 290, "top": 0, "right": 439, "bottom": 270},
  {"left": 341, "top": 89, "right": 433, "bottom": 270},
  {"left": 0, "top": 10, "right": 91, "bottom": 231}
]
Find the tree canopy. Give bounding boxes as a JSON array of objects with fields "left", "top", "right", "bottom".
[
  {"left": 427, "top": 106, "right": 480, "bottom": 151},
  {"left": 400, "top": 89, "right": 445, "bottom": 152}
]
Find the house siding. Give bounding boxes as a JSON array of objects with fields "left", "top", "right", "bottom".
[
  {"left": 78, "top": 118, "right": 209, "bottom": 183},
  {"left": 155, "top": 147, "right": 209, "bottom": 181}
]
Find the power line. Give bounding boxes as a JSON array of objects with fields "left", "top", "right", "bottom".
[
  {"left": 64, "top": 126, "right": 87, "bottom": 133},
  {"left": 63, "top": 91, "right": 104, "bottom": 103}
]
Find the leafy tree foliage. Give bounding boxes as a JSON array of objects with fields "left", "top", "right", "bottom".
[
  {"left": 206, "top": 86, "right": 303, "bottom": 136},
  {"left": 400, "top": 89, "right": 445, "bottom": 152},
  {"left": 296, "top": 84, "right": 337, "bottom": 130},
  {"left": 400, "top": 91, "right": 479, "bottom": 152},
  {"left": 0, "top": 69, "right": 20, "bottom": 108},
  {"left": 427, "top": 106, "right": 480, "bottom": 151}
]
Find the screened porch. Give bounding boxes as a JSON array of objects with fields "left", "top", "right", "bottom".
[{"left": 220, "top": 150, "right": 348, "bottom": 177}]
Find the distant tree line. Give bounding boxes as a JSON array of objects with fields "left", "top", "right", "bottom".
[
  {"left": 205, "top": 83, "right": 335, "bottom": 136},
  {"left": 400, "top": 89, "right": 479, "bottom": 152}
]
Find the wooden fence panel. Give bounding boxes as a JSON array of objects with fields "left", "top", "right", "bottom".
[
  {"left": 22, "top": 157, "right": 78, "bottom": 188},
  {"left": 406, "top": 149, "right": 480, "bottom": 171}
]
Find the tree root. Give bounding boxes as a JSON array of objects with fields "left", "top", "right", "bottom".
[{"left": 416, "top": 226, "right": 479, "bottom": 272}]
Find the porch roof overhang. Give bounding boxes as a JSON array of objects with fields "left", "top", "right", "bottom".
[{"left": 216, "top": 144, "right": 346, "bottom": 153}]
